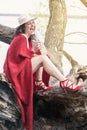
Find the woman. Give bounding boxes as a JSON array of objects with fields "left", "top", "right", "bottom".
[{"left": 3, "top": 13, "right": 83, "bottom": 130}]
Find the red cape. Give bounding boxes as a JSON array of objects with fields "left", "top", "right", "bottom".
[{"left": 3, "top": 34, "right": 49, "bottom": 130}]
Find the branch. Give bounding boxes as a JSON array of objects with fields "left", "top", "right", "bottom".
[
  {"left": 63, "top": 50, "right": 79, "bottom": 67},
  {"left": 65, "top": 31, "right": 87, "bottom": 37},
  {"left": 0, "top": 24, "right": 15, "bottom": 44},
  {"left": 64, "top": 31, "right": 87, "bottom": 44},
  {"left": 80, "top": 0, "right": 87, "bottom": 7}
]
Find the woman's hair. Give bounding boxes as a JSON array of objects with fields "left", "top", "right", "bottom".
[
  {"left": 14, "top": 24, "right": 25, "bottom": 37},
  {"left": 13, "top": 24, "right": 32, "bottom": 41}
]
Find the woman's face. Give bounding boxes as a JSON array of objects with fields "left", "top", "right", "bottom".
[{"left": 25, "top": 20, "right": 36, "bottom": 37}]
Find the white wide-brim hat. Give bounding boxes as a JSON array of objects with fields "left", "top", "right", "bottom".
[{"left": 18, "top": 13, "right": 36, "bottom": 26}]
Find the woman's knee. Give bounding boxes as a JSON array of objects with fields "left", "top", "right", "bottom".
[
  {"left": 32, "top": 55, "right": 47, "bottom": 64},
  {"left": 35, "top": 55, "right": 47, "bottom": 61}
]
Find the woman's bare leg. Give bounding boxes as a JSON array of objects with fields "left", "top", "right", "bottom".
[
  {"left": 35, "top": 67, "right": 43, "bottom": 81},
  {"left": 31, "top": 55, "right": 65, "bottom": 81},
  {"left": 31, "top": 55, "right": 83, "bottom": 91}
]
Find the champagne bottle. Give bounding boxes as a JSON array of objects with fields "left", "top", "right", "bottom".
[{"left": 31, "top": 31, "right": 47, "bottom": 55}]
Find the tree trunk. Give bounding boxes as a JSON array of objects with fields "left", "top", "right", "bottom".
[
  {"left": 0, "top": 24, "right": 15, "bottom": 44},
  {"left": 80, "top": 0, "right": 87, "bottom": 7},
  {"left": 0, "top": 69, "right": 87, "bottom": 130},
  {"left": 0, "top": 74, "right": 24, "bottom": 130},
  {"left": 44, "top": 0, "right": 67, "bottom": 68}
]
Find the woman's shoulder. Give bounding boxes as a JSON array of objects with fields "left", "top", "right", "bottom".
[
  {"left": 16, "top": 33, "right": 26, "bottom": 39},
  {"left": 10, "top": 33, "right": 26, "bottom": 46},
  {"left": 13, "top": 33, "right": 26, "bottom": 43}
]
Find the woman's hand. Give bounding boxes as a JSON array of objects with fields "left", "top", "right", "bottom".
[{"left": 32, "top": 40, "right": 42, "bottom": 53}]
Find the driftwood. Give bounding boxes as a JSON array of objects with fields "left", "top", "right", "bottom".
[
  {"left": 0, "top": 74, "right": 24, "bottom": 130},
  {"left": 0, "top": 24, "right": 15, "bottom": 44},
  {"left": 0, "top": 65, "right": 87, "bottom": 130},
  {"left": 0, "top": 24, "right": 87, "bottom": 129}
]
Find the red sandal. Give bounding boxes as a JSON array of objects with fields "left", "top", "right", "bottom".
[
  {"left": 60, "top": 79, "right": 83, "bottom": 93},
  {"left": 35, "top": 80, "right": 53, "bottom": 91}
]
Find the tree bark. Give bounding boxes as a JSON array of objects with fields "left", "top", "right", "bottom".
[
  {"left": 0, "top": 75, "right": 24, "bottom": 130},
  {"left": 80, "top": 0, "right": 87, "bottom": 7},
  {"left": 44, "top": 0, "right": 67, "bottom": 68},
  {"left": 0, "top": 24, "right": 15, "bottom": 44},
  {"left": 0, "top": 69, "right": 87, "bottom": 130}
]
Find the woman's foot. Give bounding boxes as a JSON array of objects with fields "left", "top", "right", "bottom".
[
  {"left": 35, "top": 80, "right": 53, "bottom": 91},
  {"left": 59, "top": 79, "right": 83, "bottom": 93}
]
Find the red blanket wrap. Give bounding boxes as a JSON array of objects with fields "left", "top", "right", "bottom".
[{"left": 3, "top": 34, "right": 49, "bottom": 130}]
